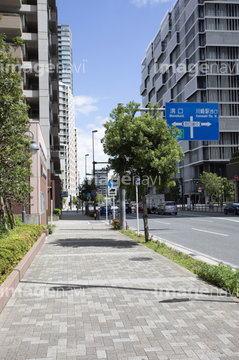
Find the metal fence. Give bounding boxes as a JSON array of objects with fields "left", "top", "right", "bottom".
[{"left": 179, "top": 204, "right": 225, "bottom": 213}]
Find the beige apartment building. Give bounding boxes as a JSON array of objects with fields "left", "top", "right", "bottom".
[{"left": 0, "top": 0, "right": 61, "bottom": 224}]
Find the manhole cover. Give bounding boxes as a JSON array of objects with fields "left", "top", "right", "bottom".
[{"left": 129, "top": 257, "right": 153, "bottom": 261}]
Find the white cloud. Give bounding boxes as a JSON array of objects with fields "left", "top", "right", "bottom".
[
  {"left": 74, "top": 95, "right": 99, "bottom": 115},
  {"left": 131, "top": 0, "right": 169, "bottom": 6}
]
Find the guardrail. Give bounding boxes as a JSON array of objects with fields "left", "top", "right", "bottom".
[{"left": 179, "top": 204, "right": 225, "bottom": 213}]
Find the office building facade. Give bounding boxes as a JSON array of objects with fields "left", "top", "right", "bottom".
[
  {"left": 58, "top": 25, "right": 78, "bottom": 206},
  {"left": 140, "top": 0, "right": 239, "bottom": 202},
  {"left": 0, "top": 0, "right": 61, "bottom": 223}
]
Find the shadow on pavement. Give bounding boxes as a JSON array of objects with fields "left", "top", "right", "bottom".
[
  {"left": 20, "top": 280, "right": 235, "bottom": 302},
  {"left": 50, "top": 237, "right": 140, "bottom": 249}
]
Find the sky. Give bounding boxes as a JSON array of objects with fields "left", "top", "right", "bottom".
[{"left": 56, "top": 0, "right": 176, "bottom": 184}]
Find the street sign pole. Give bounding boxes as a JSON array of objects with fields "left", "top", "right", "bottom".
[
  {"left": 136, "top": 184, "right": 139, "bottom": 236},
  {"left": 135, "top": 177, "right": 140, "bottom": 236},
  {"left": 113, "top": 196, "right": 115, "bottom": 219},
  {"left": 106, "top": 196, "right": 108, "bottom": 222}
]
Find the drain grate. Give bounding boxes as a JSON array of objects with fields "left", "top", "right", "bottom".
[{"left": 129, "top": 257, "right": 153, "bottom": 261}]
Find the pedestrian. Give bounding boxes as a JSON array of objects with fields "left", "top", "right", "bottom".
[{"left": 209, "top": 200, "right": 213, "bottom": 211}]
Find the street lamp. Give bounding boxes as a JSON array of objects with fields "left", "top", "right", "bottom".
[
  {"left": 92, "top": 130, "right": 98, "bottom": 218},
  {"left": 22, "top": 131, "right": 40, "bottom": 224},
  {"left": 85, "top": 154, "right": 89, "bottom": 178},
  {"left": 219, "top": 168, "right": 223, "bottom": 211}
]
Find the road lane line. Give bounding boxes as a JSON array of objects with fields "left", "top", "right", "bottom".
[
  {"left": 188, "top": 219, "right": 213, "bottom": 223},
  {"left": 153, "top": 220, "right": 171, "bottom": 225},
  {"left": 213, "top": 217, "right": 239, "bottom": 223},
  {"left": 192, "top": 228, "right": 228, "bottom": 237}
]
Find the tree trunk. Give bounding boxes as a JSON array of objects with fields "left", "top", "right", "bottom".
[
  {"left": 8, "top": 202, "right": 16, "bottom": 226},
  {"left": 141, "top": 187, "right": 149, "bottom": 242},
  {"left": 0, "top": 196, "right": 8, "bottom": 230},
  {"left": 5, "top": 200, "right": 14, "bottom": 229}
]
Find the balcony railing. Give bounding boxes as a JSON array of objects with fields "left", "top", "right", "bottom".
[{"left": 0, "top": 13, "right": 22, "bottom": 36}]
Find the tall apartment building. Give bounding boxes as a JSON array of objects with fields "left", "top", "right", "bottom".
[
  {"left": 58, "top": 25, "right": 78, "bottom": 205},
  {"left": 58, "top": 25, "right": 73, "bottom": 92},
  {"left": 140, "top": 0, "right": 239, "bottom": 202},
  {"left": 0, "top": 0, "right": 61, "bottom": 222}
]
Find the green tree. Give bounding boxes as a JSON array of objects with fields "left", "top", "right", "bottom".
[
  {"left": 222, "top": 177, "right": 234, "bottom": 201},
  {"left": 0, "top": 33, "right": 32, "bottom": 229},
  {"left": 101, "top": 101, "right": 184, "bottom": 241},
  {"left": 199, "top": 172, "right": 234, "bottom": 203},
  {"left": 165, "top": 179, "right": 181, "bottom": 202}
]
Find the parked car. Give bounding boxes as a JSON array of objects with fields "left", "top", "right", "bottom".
[
  {"left": 224, "top": 202, "right": 239, "bottom": 215},
  {"left": 125, "top": 203, "right": 132, "bottom": 214},
  {"left": 158, "top": 201, "right": 178, "bottom": 215},
  {"left": 100, "top": 205, "right": 112, "bottom": 215}
]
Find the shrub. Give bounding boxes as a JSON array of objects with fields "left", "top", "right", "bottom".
[
  {"left": 46, "top": 224, "right": 55, "bottom": 234},
  {"left": 112, "top": 219, "right": 120, "bottom": 229},
  {"left": 53, "top": 208, "right": 62, "bottom": 216},
  {"left": 0, "top": 224, "right": 43, "bottom": 285},
  {"left": 111, "top": 219, "right": 129, "bottom": 230},
  {"left": 195, "top": 263, "right": 239, "bottom": 297}
]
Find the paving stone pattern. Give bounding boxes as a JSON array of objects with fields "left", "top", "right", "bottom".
[{"left": 0, "top": 211, "right": 239, "bottom": 360}]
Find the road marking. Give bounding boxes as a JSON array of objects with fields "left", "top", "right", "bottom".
[
  {"left": 188, "top": 219, "right": 213, "bottom": 223},
  {"left": 213, "top": 217, "right": 239, "bottom": 223},
  {"left": 192, "top": 228, "right": 228, "bottom": 237},
  {"left": 153, "top": 220, "right": 171, "bottom": 225}
]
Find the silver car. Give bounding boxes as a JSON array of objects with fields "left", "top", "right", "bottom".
[{"left": 158, "top": 201, "right": 178, "bottom": 215}]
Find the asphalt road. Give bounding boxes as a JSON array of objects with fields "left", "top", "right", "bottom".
[{"left": 126, "top": 211, "right": 239, "bottom": 268}]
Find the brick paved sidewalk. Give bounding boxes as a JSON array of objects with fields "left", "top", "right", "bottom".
[{"left": 0, "top": 210, "right": 238, "bottom": 360}]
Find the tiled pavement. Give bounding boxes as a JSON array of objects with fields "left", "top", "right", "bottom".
[{"left": 0, "top": 210, "right": 239, "bottom": 360}]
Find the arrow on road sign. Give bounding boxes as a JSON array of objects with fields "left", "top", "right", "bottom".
[{"left": 173, "top": 117, "right": 212, "bottom": 139}]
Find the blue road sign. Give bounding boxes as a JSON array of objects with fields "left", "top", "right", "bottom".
[
  {"left": 108, "top": 180, "right": 116, "bottom": 188},
  {"left": 91, "top": 190, "right": 96, "bottom": 197},
  {"left": 166, "top": 103, "right": 219, "bottom": 141},
  {"left": 87, "top": 193, "right": 91, "bottom": 198}
]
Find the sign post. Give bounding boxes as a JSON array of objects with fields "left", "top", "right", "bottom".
[{"left": 135, "top": 177, "right": 140, "bottom": 236}]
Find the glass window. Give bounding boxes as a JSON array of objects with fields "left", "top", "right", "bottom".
[
  {"left": 207, "top": 19, "right": 215, "bottom": 30},
  {"left": 218, "top": 20, "right": 227, "bottom": 30},
  {"left": 208, "top": 76, "right": 217, "bottom": 87},
  {"left": 209, "top": 90, "right": 218, "bottom": 101},
  {"left": 206, "top": 4, "right": 215, "bottom": 16}
]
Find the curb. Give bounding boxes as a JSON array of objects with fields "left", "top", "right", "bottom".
[{"left": 0, "top": 230, "right": 47, "bottom": 314}]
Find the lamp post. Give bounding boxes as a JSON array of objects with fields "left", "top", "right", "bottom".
[
  {"left": 92, "top": 130, "right": 98, "bottom": 218},
  {"left": 22, "top": 131, "right": 40, "bottom": 224},
  {"left": 219, "top": 168, "right": 223, "bottom": 211},
  {"left": 85, "top": 154, "right": 89, "bottom": 178}
]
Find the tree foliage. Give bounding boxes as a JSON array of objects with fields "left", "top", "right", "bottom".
[
  {"left": 101, "top": 101, "right": 184, "bottom": 241},
  {"left": 199, "top": 171, "right": 234, "bottom": 202},
  {"left": 0, "top": 33, "right": 32, "bottom": 228}
]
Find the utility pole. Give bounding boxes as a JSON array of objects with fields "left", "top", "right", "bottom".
[{"left": 92, "top": 130, "right": 98, "bottom": 219}]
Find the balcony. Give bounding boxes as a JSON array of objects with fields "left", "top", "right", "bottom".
[
  {"left": 0, "top": 0, "right": 21, "bottom": 7},
  {"left": 23, "top": 89, "right": 39, "bottom": 99},
  {"left": 140, "top": 82, "right": 146, "bottom": 96},
  {"left": 7, "top": 44, "right": 23, "bottom": 64},
  {"left": 0, "top": 13, "right": 22, "bottom": 37}
]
